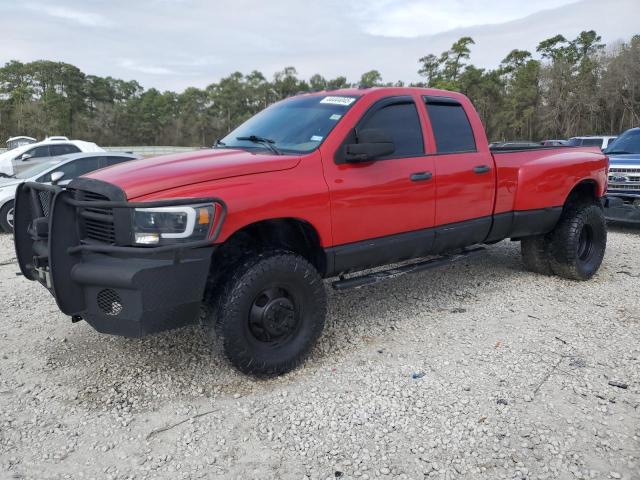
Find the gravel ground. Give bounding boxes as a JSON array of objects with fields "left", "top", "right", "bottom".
[{"left": 0, "top": 226, "right": 639, "bottom": 480}]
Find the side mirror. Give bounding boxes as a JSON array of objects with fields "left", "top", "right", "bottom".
[
  {"left": 50, "top": 171, "right": 64, "bottom": 185},
  {"left": 20, "top": 153, "right": 33, "bottom": 161},
  {"left": 344, "top": 128, "right": 395, "bottom": 163}
]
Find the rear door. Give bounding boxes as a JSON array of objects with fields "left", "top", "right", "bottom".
[
  {"left": 324, "top": 95, "right": 436, "bottom": 272},
  {"left": 423, "top": 96, "right": 496, "bottom": 252}
]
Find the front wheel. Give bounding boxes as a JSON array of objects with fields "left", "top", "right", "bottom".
[
  {"left": 0, "top": 200, "right": 14, "bottom": 234},
  {"left": 212, "top": 251, "right": 326, "bottom": 376},
  {"left": 548, "top": 203, "right": 607, "bottom": 280}
]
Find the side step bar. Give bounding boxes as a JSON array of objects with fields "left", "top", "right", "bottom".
[{"left": 331, "top": 247, "right": 485, "bottom": 291}]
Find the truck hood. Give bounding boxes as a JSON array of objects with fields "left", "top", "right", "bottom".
[
  {"left": 607, "top": 153, "right": 640, "bottom": 166},
  {"left": 87, "top": 148, "right": 301, "bottom": 199}
]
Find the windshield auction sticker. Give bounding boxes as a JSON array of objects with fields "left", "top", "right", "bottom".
[{"left": 320, "top": 96, "right": 356, "bottom": 106}]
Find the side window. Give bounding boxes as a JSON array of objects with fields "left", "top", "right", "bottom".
[
  {"left": 49, "top": 144, "right": 81, "bottom": 156},
  {"left": 64, "top": 157, "right": 101, "bottom": 177},
  {"left": 18, "top": 145, "right": 49, "bottom": 160},
  {"left": 41, "top": 157, "right": 102, "bottom": 182},
  {"left": 104, "top": 156, "right": 131, "bottom": 167},
  {"left": 359, "top": 101, "right": 424, "bottom": 158},
  {"left": 425, "top": 99, "right": 476, "bottom": 154}
]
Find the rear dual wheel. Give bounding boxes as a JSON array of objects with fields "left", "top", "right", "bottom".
[{"left": 521, "top": 202, "right": 606, "bottom": 281}]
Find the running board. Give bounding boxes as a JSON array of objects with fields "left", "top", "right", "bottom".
[{"left": 331, "top": 247, "right": 485, "bottom": 291}]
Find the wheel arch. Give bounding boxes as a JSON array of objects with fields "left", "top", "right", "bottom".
[
  {"left": 214, "top": 217, "right": 327, "bottom": 275},
  {"left": 0, "top": 197, "right": 15, "bottom": 210},
  {"left": 564, "top": 178, "right": 600, "bottom": 208}
]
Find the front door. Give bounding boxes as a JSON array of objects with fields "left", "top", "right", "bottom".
[{"left": 322, "top": 95, "right": 436, "bottom": 272}]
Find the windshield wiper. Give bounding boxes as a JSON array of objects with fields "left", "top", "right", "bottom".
[
  {"left": 236, "top": 135, "right": 282, "bottom": 155},
  {"left": 0, "top": 173, "right": 14, "bottom": 178},
  {"left": 605, "top": 150, "right": 632, "bottom": 155}
]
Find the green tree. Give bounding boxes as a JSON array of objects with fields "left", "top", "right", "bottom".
[{"left": 359, "top": 70, "right": 383, "bottom": 87}]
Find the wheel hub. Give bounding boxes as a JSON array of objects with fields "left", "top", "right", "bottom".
[
  {"left": 7, "top": 207, "right": 13, "bottom": 228},
  {"left": 262, "top": 298, "right": 295, "bottom": 336},
  {"left": 249, "top": 288, "right": 298, "bottom": 344}
]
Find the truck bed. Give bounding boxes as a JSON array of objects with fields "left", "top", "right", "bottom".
[{"left": 490, "top": 146, "right": 607, "bottom": 214}]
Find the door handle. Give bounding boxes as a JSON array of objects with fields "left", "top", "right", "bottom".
[
  {"left": 410, "top": 171, "right": 432, "bottom": 182},
  {"left": 473, "top": 165, "right": 491, "bottom": 174}
]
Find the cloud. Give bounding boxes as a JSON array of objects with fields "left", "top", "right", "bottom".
[
  {"left": 358, "top": 0, "right": 579, "bottom": 37},
  {"left": 26, "top": 4, "right": 112, "bottom": 27},
  {"left": 118, "top": 59, "right": 176, "bottom": 75},
  {"left": 2, "top": 0, "right": 639, "bottom": 92}
]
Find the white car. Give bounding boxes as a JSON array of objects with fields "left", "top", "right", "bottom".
[
  {"left": 0, "top": 152, "right": 141, "bottom": 233},
  {"left": 0, "top": 136, "right": 104, "bottom": 177},
  {"left": 5, "top": 136, "right": 36, "bottom": 150},
  {"left": 568, "top": 136, "right": 618, "bottom": 150}
]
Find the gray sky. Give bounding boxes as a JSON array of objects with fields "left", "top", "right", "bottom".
[{"left": 1, "top": 0, "right": 638, "bottom": 91}]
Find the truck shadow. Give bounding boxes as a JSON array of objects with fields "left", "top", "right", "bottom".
[{"left": 43, "top": 241, "right": 533, "bottom": 409}]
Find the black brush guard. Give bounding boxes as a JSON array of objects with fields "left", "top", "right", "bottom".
[{"left": 14, "top": 178, "right": 227, "bottom": 337}]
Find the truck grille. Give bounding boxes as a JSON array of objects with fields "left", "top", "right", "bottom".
[
  {"left": 608, "top": 167, "right": 640, "bottom": 192},
  {"left": 609, "top": 167, "right": 640, "bottom": 174},
  {"left": 79, "top": 191, "right": 116, "bottom": 244}
]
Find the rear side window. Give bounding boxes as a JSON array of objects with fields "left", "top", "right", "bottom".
[
  {"left": 50, "top": 144, "right": 81, "bottom": 156},
  {"left": 581, "top": 138, "right": 603, "bottom": 147},
  {"left": 425, "top": 99, "right": 476, "bottom": 154},
  {"left": 104, "top": 156, "right": 132, "bottom": 167},
  {"left": 359, "top": 102, "right": 424, "bottom": 158}
]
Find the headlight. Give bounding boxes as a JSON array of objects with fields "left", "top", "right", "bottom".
[{"left": 132, "top": 203, "right": 215, "bottom": 245}]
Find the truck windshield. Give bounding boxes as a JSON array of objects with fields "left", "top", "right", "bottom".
[
  {"left": 604, "top": 129, "right": 640, "bottom": 154},
  {"left": 218, "top": 95, "right": 360, "bottom": 154}
]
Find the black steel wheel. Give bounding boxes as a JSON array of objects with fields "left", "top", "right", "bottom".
[
  {"left": 212, "top": 250, "right": 326, "bottom": 376},
  {"left": 248, "top": 287, "right": 300, "bottom": 346},
  {"left": 548, "top": 202, "right": 606, "bottom": 280}
]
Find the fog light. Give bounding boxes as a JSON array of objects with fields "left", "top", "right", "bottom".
[{"left": 135, "top": 232, "right": 160, "bottom": 245}]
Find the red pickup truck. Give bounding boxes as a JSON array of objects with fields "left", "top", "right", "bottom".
[{"left": 14, "top": 87, "right": 608, "bottom": 376}]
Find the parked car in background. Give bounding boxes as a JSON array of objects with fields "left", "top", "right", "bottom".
[
  {"left": 542, "top": 139, "right": 569, "bottom": 146},
  {"left": 568, "top": 136, "right": 617, "bottom": 150},
  {"left": 0, "top": 136, "right": 104, "bottom": 177},
  {"left": 603, "top": 127, "right": 640, "bottom": 223},
  {"left": 0, "top": 152, "right": 140, "bottom": 232},
  {"left": 5, "top": 136, "right": 36, "bottom": 150}
]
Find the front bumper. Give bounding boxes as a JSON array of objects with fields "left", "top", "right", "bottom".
[
  {"left": 14, "top": 178, "right": 226, "bottom": 337},
  {"left": 602, "top": 195, "right": 640, "bottom": 224}
]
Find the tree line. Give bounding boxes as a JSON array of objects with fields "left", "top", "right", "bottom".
[{"left": 0, "top": 30, "right": 638, "bottom": 146}]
